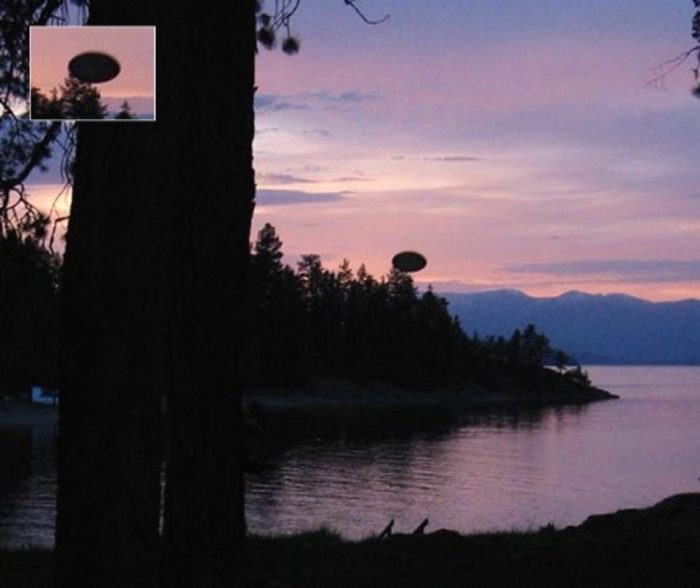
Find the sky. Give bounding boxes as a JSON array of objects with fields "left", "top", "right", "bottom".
[
  {"left": 26, "top": 0, "right": 700, "bottom": 301},
  {"left": 29, "top": 26, "right": 155, "bottom": 118}
]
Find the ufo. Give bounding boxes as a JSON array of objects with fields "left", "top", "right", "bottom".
[
  {"left": 392, "top": 251, "right": 427, "bottom": 273},
  {"left": 68, "top": 51, "right": 121, "bottom": 83}
]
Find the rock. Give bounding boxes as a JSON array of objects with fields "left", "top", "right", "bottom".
[{"left": 574, "top": 493, "right": 700, "bottom": 538}]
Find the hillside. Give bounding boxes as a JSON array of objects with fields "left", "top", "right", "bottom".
[{"left": 444, "top": 290, "right": 700, "bottom": 365}]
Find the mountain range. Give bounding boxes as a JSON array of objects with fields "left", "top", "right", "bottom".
[{"left": 442, "top": 290, "right": 700, "bottom": 365}]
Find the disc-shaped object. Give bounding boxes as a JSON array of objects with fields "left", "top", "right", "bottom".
[
  {"left": 392, "top": 251, "right": 427, "bottom": 273},
  {"left": 68, "top": 51, "right": 121, "bottom": 83}
]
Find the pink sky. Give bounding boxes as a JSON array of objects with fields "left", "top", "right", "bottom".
[
  {"left": 24, "top": 2, "right": 700, "bottom": 301},
  {"left": 30, "top": 26, "right": 155, "bottom": 117},
  {"left": 248, "top": 0, "right": 700, "bottom": 302}
]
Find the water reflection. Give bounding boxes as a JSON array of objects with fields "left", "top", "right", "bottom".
[
  {"left": 245, "top": 403, "right": 597, "bottom": 538},
  {"left": 255, "top": 402, "right": 580, "bottom": 446},
  {"left": 0, "top": 427, "right": 33, "bottom": 510},
  {"left": 1, "top": 367, "right": 699, "bottom": 546},
  {"left": 0, "top": 424, "right": 56, "bottom": 547}
]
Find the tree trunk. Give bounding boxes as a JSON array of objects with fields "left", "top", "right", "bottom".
[
  {"left": 56, "top": 88, "right": 164, "bottom": 588},
  {"left": 159, "top": 2, "right": 255, "bottom": 586},
  {"left": 56, "top": 1, "right": 255, "bottom": 585},
  {"left": 56, "top": 2, "right": 161, "bottom": 588},
  {"left": 57, "top": 123, "right": 165, "bottom": 588}
]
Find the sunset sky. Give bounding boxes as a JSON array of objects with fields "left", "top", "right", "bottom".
[
  {"left": 30, "top": 25, "right": 155, "bottom": 118},
  {"left": 26, "top": 1, "right": 700, "bottom": 301}
]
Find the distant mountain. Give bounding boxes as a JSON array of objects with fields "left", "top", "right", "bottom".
[{"left": 443, "top": 290, "right": 700, "bottom": 365}]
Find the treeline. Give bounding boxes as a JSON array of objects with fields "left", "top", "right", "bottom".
[
  {"left": 0, "top": 222, "right": 587, "bottom": 398},
  {"left": 31, "top": 76, "right": 134, "bottom": 120},
  {"left": 245, "top": 223, "right": 586, "bottom": 388},
  {"left": 0, "top": 226, "right": 60, "bottom": 397}
]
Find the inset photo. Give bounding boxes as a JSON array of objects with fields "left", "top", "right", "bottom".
[{"left": 29, "top": 26, "right": 155, "bottom": 121}]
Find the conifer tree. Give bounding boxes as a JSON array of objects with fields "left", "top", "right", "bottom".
[
  {"left": 60, "top": 75, "right": 108, "bottom": 119},
  {"left": 114, "top": 100, "right": 134, "bottom": 120}
]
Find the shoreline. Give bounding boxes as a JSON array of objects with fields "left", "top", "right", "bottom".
[
  {"left": 0, "top": 374, "right": 616, "bottom": 427},
  {"left": 2, "top": 493, "right": 698, "bottom": 587},
  {"left": 243, "top": 373, "right": 617, "bottom": 415},
  {"left": 0, "top": 402, "right": 57, "bottom": 427}
]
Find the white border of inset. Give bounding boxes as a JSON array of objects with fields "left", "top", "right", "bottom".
[{"left": 29, "top": 25, "right": 156, "bottom": 122}]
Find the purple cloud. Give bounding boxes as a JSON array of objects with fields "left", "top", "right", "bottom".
[
  {"left": 504, "top": 260, "right": 700, "bottom": 283},
  {"left": 256, "top": 189, "right": 348, "bottom": 206}
]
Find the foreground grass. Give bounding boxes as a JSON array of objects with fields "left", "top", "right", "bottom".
[
  {"left": 0, "top": 547, "right": 52, "bottom": 588},
  {"left": 3, "top": 494, "right": 699, "bottom": 588},
  {"left": 247, "top": 511, "right": 700, "bottom": 588}
]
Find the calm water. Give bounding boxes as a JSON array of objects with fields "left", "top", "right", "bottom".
[{"left": 1, "top": 366, "right": 699, "bottom": 547}]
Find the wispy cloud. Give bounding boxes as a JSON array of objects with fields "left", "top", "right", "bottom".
[
  {"left": 422, "top": 155, "right": 481, "bottom": 162},
  {"left": 255, "top": 90, "right": 377, "bottom": 113},
  {"left": 308, "top": 90, "right": 376, "bottom": 105},
  {"left": 504, "top": 259, "right": 700, "bottom": 283},
  {"left": 258, "top": 172, "right": 373, "bottom": 185},
  {"left": 257, "top": 189, "right": 348, "bottom": 206},
  {"left": 389, "top": 155, "right": 481, "bottom": 163},
  {"left": 255, "top": 94, "right": 308, "bottom": 112},
  {"left": 332, "top": 175, "right": 374, "bottom": 183},
  {"left": 258, "top": 173, "right": 319, "bottom": 185},
  {"left": 303, "top": 129, "right": 332, "bottom": 137}
]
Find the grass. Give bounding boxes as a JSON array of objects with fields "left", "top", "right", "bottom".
[
  {"left": 0, "top": 546, "right": 52, "bottom": 588},
  {"left": 246, "top": 523, "right": 699, "bottom": 587},
  {"left": 2, "top": 495, "right": 699, "bottom": 587}
]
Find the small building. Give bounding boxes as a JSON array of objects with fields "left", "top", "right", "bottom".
[{"left": 31, "top": 386, "right": 59, "bottom": 406}]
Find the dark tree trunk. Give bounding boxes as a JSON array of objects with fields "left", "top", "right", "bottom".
[
  {"left": 57, "top": 0, "right": 255, "bottom": 584},
  {"left": 159, "top": 2, "right": 256, "bottom": 586},
  {"left": 56, "top": 4, "right": 165, "bottom": 588},
  {"left": 57, "top": 121, "right": 165, "bottom": 588}
]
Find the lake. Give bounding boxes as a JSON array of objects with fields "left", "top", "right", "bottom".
[{"left": 1, "top": 365, "right": 699, "bottom": 547}]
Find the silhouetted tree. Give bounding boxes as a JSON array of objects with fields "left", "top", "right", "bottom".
[
  {"left": 506, "top": 328, "right": 522, "bottom": 366},
  {"left": 297, "top": 254, "right": 344, "bottom": 374},
  {"left": 520, "top": 323, "right": 550, "bottom": 368},
  {"left": 0, "top": 225, "right": 60, "bottom": 399},
  {"left": 343, "top": 262, "right": 384, "bottom": 381},
  {"left": 243, "top": 224, "right": 587, "bottom": 398},
  {"left": 565, "top": 364, "right": 591, "bottom": 386},
  {"left": 31, "top": 77, "right": 108, "bottom": 120},
  {"left": 652, "top": 2, "right": 700, "bottom": 96},
  {"left": 59, "top": 75, "right": 108, "bottom": 119},
  {"left": 2, "top": 3, "right": 408, "bottom": 587},
  {"left": 249, "top": 223, "right": 306, "bottom": 385},
  {"left": 554, "top": 349, "right": 569, "bottom": 373},
  {"left": 693, "top": 1, "right": 700, "bottom": 96},
  {"left": 414, "top": 287, "right": 461, "bottom": 384},
  {"left": 114, "top": 100, "right": 134, "bottom": 120},
  {"left": 30, "top": 86, "right": 63, "bottom": 119},
  {"left": 1, "top": 4, "right": 64, "bottom": 379},
  {"left": 245, "top": 232, "right": 481, "bottom": 386},
  {"left": 253, "top": 222, "right": 284, "bottom": 279}
]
